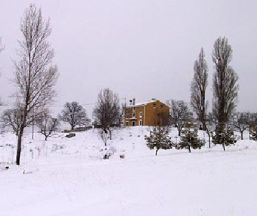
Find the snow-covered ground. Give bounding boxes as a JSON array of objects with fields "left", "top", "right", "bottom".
[{"left": 0, "top": 127, "right": 257, "bottom": 216}]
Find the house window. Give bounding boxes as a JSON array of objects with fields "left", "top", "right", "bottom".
[
  {"left": 139, "top": 112, "right": 143, "bottom": 118},
  {"left": 126, "top": 121, "right": 129, "bottom": 126},
  {"left": 153, "top": 103, "right": 156, "bottom": 108},
  {"left": 132, "top": 121, "right": 136, "bottom": 126},
  {"left": 139, "top": 120, "right": 143, "bottom": 126}
]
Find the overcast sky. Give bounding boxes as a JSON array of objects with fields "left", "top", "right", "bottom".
[{"left": 0, "top": 0, "right": 257, "bottom": 115}]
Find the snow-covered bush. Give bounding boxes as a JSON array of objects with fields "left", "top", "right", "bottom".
[
  {"left": 99, "top": 146, "right": 116, "bottom": 159},
  {"left": 212, "top": 126, "right": 237, "bottom": 151},
  {"left": 145, "top": 126, "right": 173, "bottom": 156},
  {"left": 176, "top": 122, "right": 205, "bottom": 153}
]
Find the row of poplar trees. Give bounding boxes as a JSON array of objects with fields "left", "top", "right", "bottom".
[
  {"left": 190, "top": 37, "right": 239, "bottom": 151},
  {"left": 146, "top": 37, "right": 240, "bottom": 155}
]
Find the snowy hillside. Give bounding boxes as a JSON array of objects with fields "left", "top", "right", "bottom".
[{"left": 0, "top": 127, "right": 257, "bottom": 216}]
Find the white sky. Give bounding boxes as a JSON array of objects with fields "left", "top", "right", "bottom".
[{"left": 0, "top": 0, "right": 257, "bottom": 116}]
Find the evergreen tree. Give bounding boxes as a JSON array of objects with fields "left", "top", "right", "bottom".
[
  {"left": 176, "top": 122, "right": 205, "bottom": 153},
  {"left": 145, "top": 126, "right": 173, "bottom": 156},
  {"left": 212, "top": 127, "right": 237, "bottom": 150}
]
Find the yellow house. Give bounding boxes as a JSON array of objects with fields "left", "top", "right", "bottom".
[{"left": 124, "top": 99, "right": 170, "bottom": 126}]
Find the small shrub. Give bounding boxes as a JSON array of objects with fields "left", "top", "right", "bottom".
[
  {"left": 212, "top": 126, "right": 237, "bottom": 151},
  {"left": 176, "top": 121, "right": 205, "bottom": 153},
  {"left": 145, "top": 126, "right": 173, "bottom": 156}
]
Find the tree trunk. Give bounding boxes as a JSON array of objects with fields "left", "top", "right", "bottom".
[
  {"left": 222, "top": 143, "right": 226, "bottom": 151},
  {"left": 108, "top": 128, "right": 112, "bottom": 140},
  {"left": 16, "top": 98, "right": 28, "bottom": 165},
  {"left": 206, "top": 130, "right": 211, "bottom": 148},
  {"left": 216, "top": 122, "right": 225, "bottom": 144},
  {"left": 188, "top": 145, "right": 191, "bottom": 153},
  {"left": 178, "top": 129, "right": 181, "bottom": 137},
  {"left": 155, "top": 148, "right": 159, "bottom": 156},
  {"left": 240, "top": 131, "right": 244, "bottom": 140},
  {"left": 16, "top": 126, "right": 25, "bottom": 165},
  {"left": 202, "top": 121, "right": 207, "bottom": 131}
]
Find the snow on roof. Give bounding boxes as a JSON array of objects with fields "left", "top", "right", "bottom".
[{"left": 127, "top": 99, "right": 159, "bottom": 107}]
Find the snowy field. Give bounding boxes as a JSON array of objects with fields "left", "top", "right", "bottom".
[{"left": 0, "top": 127, "right": 257, "bottom": 216}]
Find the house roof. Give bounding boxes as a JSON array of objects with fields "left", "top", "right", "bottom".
[{"left": 127, "top": 99, "right": 168, "bottom": 108}]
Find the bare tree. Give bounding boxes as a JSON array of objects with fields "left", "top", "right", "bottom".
[
  {"left": 59, "top": 101, "right": 90, "bottom": 131},
  {"left": 191, "top": 48, "right": 208, "bottom": 130},
  {"left": 212, "top": 37, "right": 239, "bottom": 150},
  {"left": 13, "top": 5, "right": 58, "bottom": 165},
  {"left": 170, "top": 100, "right": 192, "bottom": 136},
  {"left": 36, "top": 110, "right": 59, "bottom": 141},
  {"left": 2, "top": 108, "right": 24, "bottom": 135},
  {"left": 231, "top": 112, "right": 250, "bottom": 140},
  {"left": 93, "top": 88, "right": 120, "bottom": 141},
  {"left": 1, "top": 109, "right": 20, "bottom": 135},
  {"left": 249, "top": 113, "right": 257, "bottom": 127}
]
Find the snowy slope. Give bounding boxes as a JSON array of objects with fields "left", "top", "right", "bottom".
[{"left": 0, "top": 127, "right": 257, "bottom": 216}]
